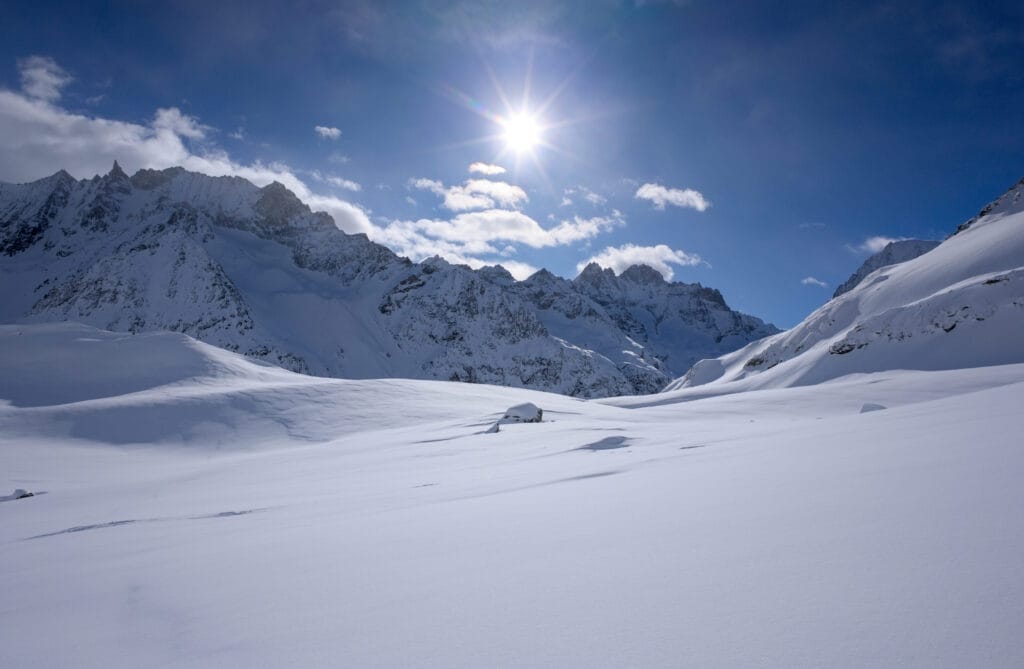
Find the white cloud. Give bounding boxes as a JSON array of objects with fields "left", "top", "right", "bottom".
[
  {"left": 801, "top": 276, "right": 828, "bottom": 288},
  {"left": 468, "top": 162, "right": 506, "bottom": 175},
  {"left": 308, "top": 169, "right": 362, "bottom": 192},
  {"left": 854, "top": 235, "right": 908, "bottom": 254},
  {"left": 379, "top": 209, "right": 620, "bottom": 253},
  {"left": 490, "top": 260, "right": 538, "bottom": 280},
  {"left": 577, "top": 243, "right": 704, "bottom": 281},
  {"left": 18, "top": 56, "right": 71, "bottom": 102},
  {"left": 318, "top": 173, "right": 362, "bottom": 192},
  {"left": 152, "top": 107, "right": 208, "bottom": 139},
  {"left": 635, "top": 182, "right": 711, "bottom": 211},
  {"left": 410, "top": 176, "right": 528, "bottom": 211},
  {"left": 314, "top": 125, "right": 342, "bottom": 140},
  {"left": 369, "top": 208, "right": 623, "bottom": 280},
  {"left": 563, "top": 186, "right": 607, "bottom": 207},
  {"left": 0, "top": 73, "right": 372, "bottom": 234}
]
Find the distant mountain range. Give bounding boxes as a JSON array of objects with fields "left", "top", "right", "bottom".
[{"left": 0, "top": 164, "right": 777, "bottom": 397}]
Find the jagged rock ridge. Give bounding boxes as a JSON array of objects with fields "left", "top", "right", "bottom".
[{"left": 0, "top": 165, "right": 777, "bottom": 397}]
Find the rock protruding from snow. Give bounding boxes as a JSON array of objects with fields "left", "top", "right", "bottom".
[
  {"left": 860, "top": 403, "right": 887, "bottom": 413},
  {"left": 502, "top": 402, "right": 543, "bottom": 423},
  {"left": 1, "top": 489, "right": 35, "bottom": 502},
  {"left": 833, "top": 239, "right": 940, "bottom": 298}
]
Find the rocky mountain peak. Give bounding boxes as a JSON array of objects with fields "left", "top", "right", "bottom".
[
  {"left": 476, "top": 264, "right": 515, "bottom": 286},
  {"left": 106, "top": 161, "right": 128, "bottom": 181},
  {"left": 953, "top": 176, "right": 1024, "bottom": 236},
  {"left": 255, "top": 181, "right": 310, "bottom": 225},
  {"left": 130, "top": 166, "right": 185, "bottom": 190},
  {"left": 619, "top": 264, "right": 665, "bottom": 285},
  {"left": 573, "top": 262, "right": 617, "bottom": 288}
]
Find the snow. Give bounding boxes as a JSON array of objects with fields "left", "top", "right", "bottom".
[
  {"left": 3, "top": 172, "right": 1024, "bottom": 666},
  {"left": 502, "top": 402, "right": 543, "bottom": 422},
  {"left": 2, "top": 323, "right": 1024, "bottom": 667}
]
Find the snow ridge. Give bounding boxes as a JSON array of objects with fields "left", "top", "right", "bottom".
[
  {"left": 832, "top": 239, "right": 940, "bottom": 298},
  {"left": 667, "top": 177, "right": 1024, "bottom": 394}
]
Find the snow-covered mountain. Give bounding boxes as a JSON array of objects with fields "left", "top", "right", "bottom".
[
  {"left": 0, "top": 164, "right": 775, "bottom": 397},
  {"left": 667, "top": 177, "right": 1024, "bottom": 394},
  {"left": 832, "top": 239, "right": 940, "bottom": 297}
]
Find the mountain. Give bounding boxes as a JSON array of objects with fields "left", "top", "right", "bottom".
[
  {"left": 0, "top": 164, "right": 776, "bottom": 397},
  {"left": 665, "top": 177, "right": 1024, "bottom": 394},
  {"left": 832, "top": 239, "right": 940, "bottom": 298}
]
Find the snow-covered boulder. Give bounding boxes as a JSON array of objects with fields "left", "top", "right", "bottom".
[
  {"left": 1, "top": 488, "right": 35, "bottom": 502},
  {"left": 502, "top": 402, "right": 543, "bottom": 423}
]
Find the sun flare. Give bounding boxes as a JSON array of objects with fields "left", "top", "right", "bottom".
[{"left": 501, "top": 113, "right": 542, "bottom": 154}]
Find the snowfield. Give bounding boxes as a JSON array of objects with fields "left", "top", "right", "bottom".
[{"left": 2, "top": 323, "right": 1024, "bottom": 667}]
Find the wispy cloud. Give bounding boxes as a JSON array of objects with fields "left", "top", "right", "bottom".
[
  {"left": 577, "top": 243, "right": 704, "bottom": 280},
  {"left": 635, "top": 182, "right": 711, "bottom": 211},
  {"left": 410, "top": 176, "right": 528, "bottom": 211},
  {"left": 468, "top": 162, "right": 505, "bottom": 175},
  {"left": 308, "top": 170, "right": 361, "bottom": 192},
  {"left": 563, "top": 186, "right": 607, "bottom": 207},
  {"left": 314, "top": 125, "right": 342, "bottom": 140},
  {"left": 18, "top": 56, "right": 71, "bottom": 102},
  {"left": 801, "top": 276, "right": 827, "bottom": 287}
]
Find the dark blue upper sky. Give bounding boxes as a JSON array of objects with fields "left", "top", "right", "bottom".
[{"left": 2, "top": 0, "right": 1022, "bottom": 326}]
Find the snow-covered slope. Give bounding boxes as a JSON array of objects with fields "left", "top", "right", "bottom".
[
  {"left": 667, "top": 178, "right": 1024, "bottom": 394},
  {"left": 3, "top": 322, "right": 1024, "bottom": 667},
  {"left": 0, "top": 165, "right": 774, "bottom": 397},
  {"left": 832, "top": 239, "right": 940, "bottom": 297}
]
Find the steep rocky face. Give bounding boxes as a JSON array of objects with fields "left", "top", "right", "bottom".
[
  {"left": 833, "top": 239, "right": 941, "bottom": 298},
  {"left": 570, "top": 262, "right": 779, "bottom": 374},
  {"left": 0, "top": 165, "right": 776, "bottom": 397},
  {"left": 511, "top": 268, "right": 670, "bottom": 395}
]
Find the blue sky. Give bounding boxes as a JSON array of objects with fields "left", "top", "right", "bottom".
[{"left": 1, "top": 1, "right": 1022, "bottom": 326}]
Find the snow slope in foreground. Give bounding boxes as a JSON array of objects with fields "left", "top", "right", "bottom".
[
  {"left": 2, "top": 324, "right": 1024, "bottom": 667},
  {"left": 665, "top": 185, "right": 1024, "bottom": 394}
]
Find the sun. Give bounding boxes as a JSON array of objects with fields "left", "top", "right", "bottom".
[{"left": 501, "top": 113, "right": 542, "bottom": 154}]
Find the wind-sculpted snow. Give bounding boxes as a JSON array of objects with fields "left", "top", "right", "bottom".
[
  {"left": 0, "top": 165, "right": 774, "bottom": 397},
  {"left": 2, "top": 322, "right": 1024, "bottom": 667},
  {"left": 667, "top": 179, "right": 1024, "bottom": 393}
]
